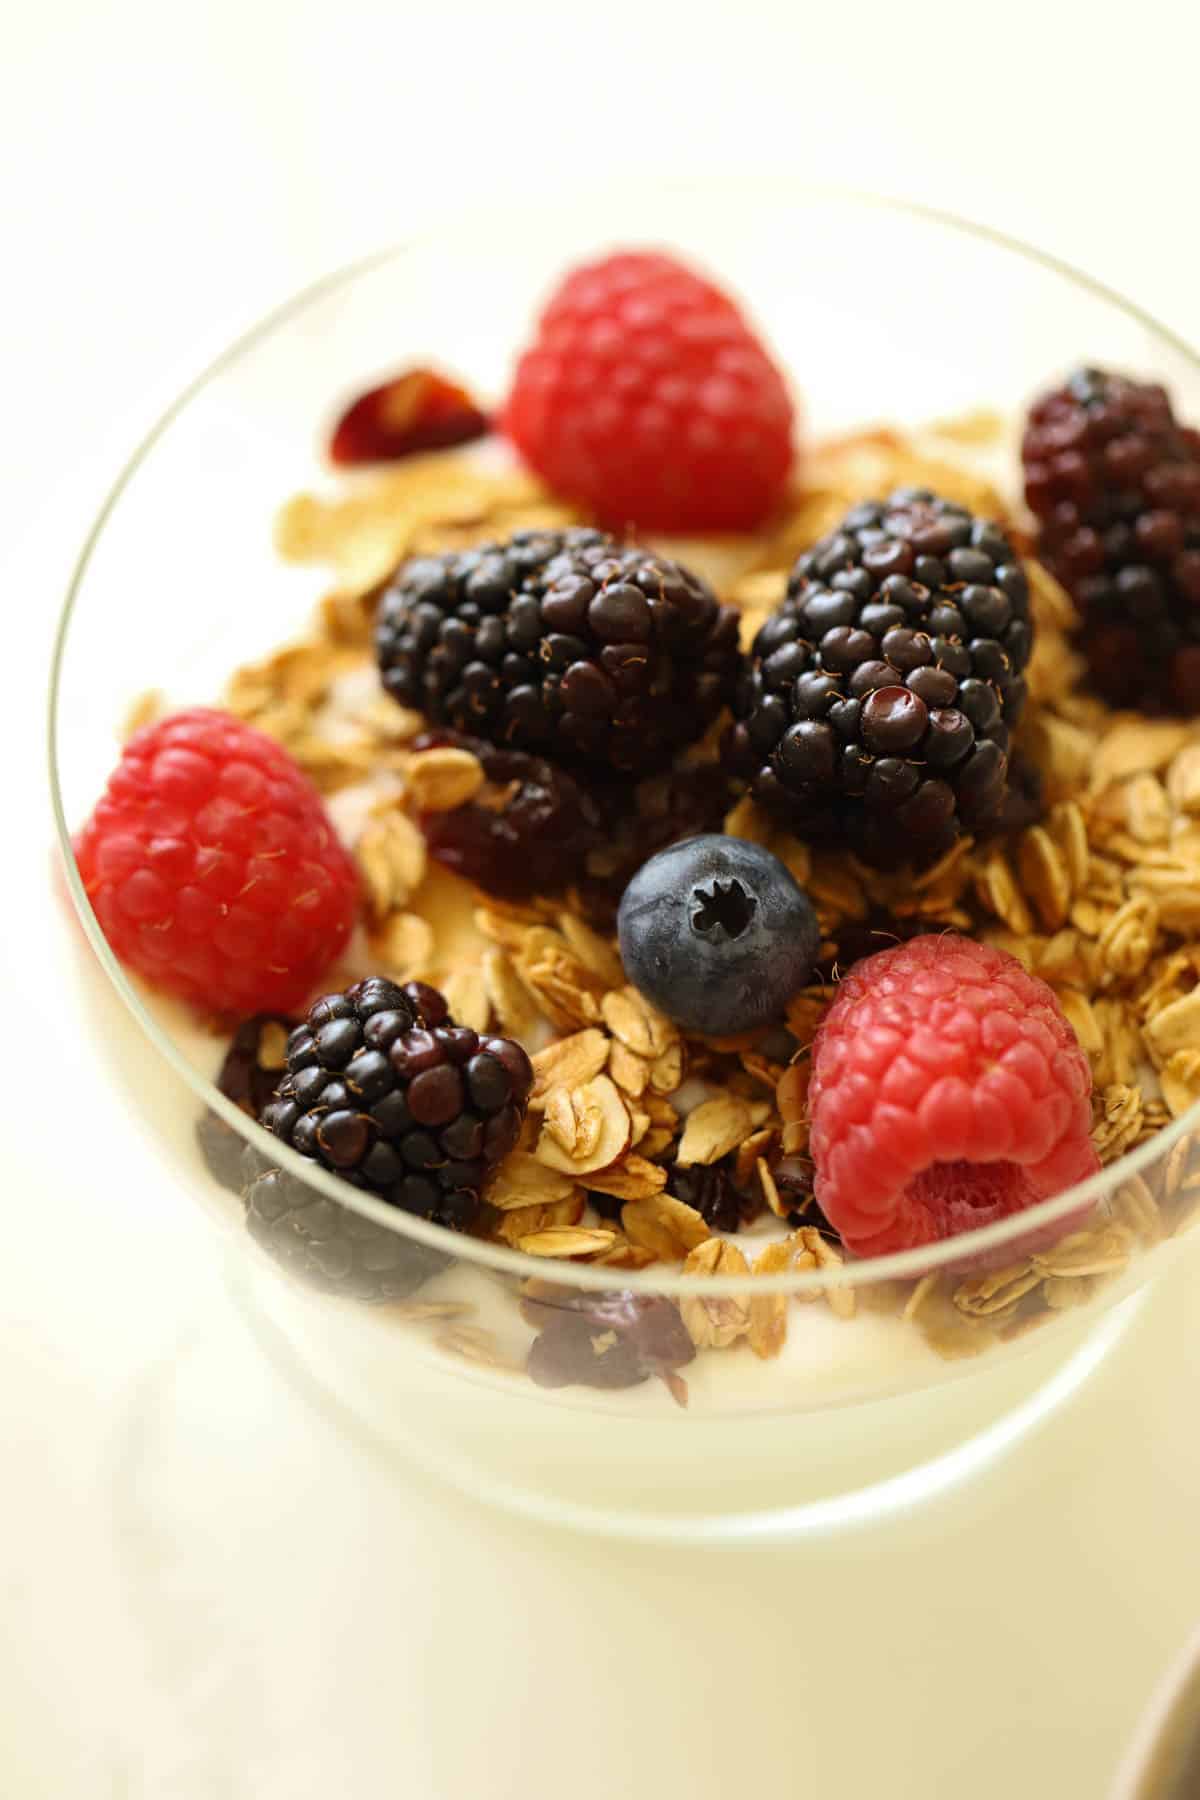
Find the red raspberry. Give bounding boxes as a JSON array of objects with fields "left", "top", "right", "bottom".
[
  {"left": 808, "top": 936, "right": 1099, "bottom": 1259},
  {"left": 503, "top": 250, "right": 795, "bottom": 533},
  {"left": 75, "top": 710, "right": 359, "bottom": 1015}
]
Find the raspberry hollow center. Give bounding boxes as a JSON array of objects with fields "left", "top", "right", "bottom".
[
  {"left": 691, "top": 879, "right": 757, "bottom": 940},
  {"left": 904, "top": 1159, "right": 1040, "bottom": 1238}
]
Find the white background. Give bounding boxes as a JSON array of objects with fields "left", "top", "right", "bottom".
[{"left": 6, "top": 2, "right": 1200, "bottom": 1794}]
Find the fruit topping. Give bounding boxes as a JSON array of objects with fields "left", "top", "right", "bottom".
[
  {"left": 668, "top": 1157, "right": 755, "bottom": 1233},
  {"left": 503, "top": 249, "right": 794, "bottom": 532},
  {"left": 260, "top": 976, "right": 533, "bottom": 1233},
  {"left": 725, "top": 489, "right": 1034, "bottom": 867},
  {"left": 523, "top": 1287, "right": 695, "bottom": 1396},
  {"left": 75, "top": 709, "right": 359, "bottom": 1014},
  {"left": 808, "top": 935, "right": 1099, "bottom": 1259},
  {"left": 242, "top": 1154, "right": 452, "bottom": 1302},
  {"left": 409, "top": 729, "right": 606, "bottom": 900},
  {"left": 375, "top": 528, "right": 741, "bottom": 776},
  {"left": 617, "top": 835, "right": 820, "bottom": 1037},
  {"left": 196, "top": 1012, "right": 295, "bottom": 1190},
  {"left": 1022, "top": 367, "right": 1200, "bottom": 711},
  {"left": 329, "top": 368, "right": 488, "bottom": 466}
]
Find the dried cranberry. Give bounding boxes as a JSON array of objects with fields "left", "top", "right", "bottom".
[
  {"left": 524, "top": 1289, "right": 694, "bottom": 1396},
  {"left": 329, "top": 368, "right": 489, "bottom": 466}
]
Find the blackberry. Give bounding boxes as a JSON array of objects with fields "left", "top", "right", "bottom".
[
  {"left": 243, "top": 1153, "right": 452, "bottom": 1302},
  {"left": 196, "top": 1012, "right": 294, "bottom": 1193},
  {"left": 1023, "top": 368, "right": 1200, "bottom": 711},
  {"left": 725, "top": 489, "right": 1033, "bottom": 867},
  {"left": 409, "top": 728, "right": 605, "bottom": 900},
  {"left": 375, "top": 527, "right": 741, "bottom": 776},
  {"left": 260, "top": 976, "right": 533, "bottom": 1234}
]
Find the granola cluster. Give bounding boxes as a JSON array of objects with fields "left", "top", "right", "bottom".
[{"left": 158, "top": 423, "right": 1200, "bottom": 1383}]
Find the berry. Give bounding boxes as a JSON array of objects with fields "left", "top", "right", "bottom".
[
  {"left": 668, "top": 1158, "right": 752, "bottom": 1233},
  {"left": 617, "top": 835, "right": 820, "bottom": 1036},
  {"left": 260, "top": 977, "right": 533, "bottom": 1233},
  {"left": 808, "top": 936, "right": 1099, "bottom": 1259},
  {"left": 75, "top": 709, "right": 359, "bottom": 1014},
  {"left": 1022, "top": 367, "right": 1200, "bottom": 711},
  {"left": 243, "top": 1154, "right": 452, "bottom": 1303},
  {"left": 725, "top": 490, "right": 1034, "bottom": 867},
  {"left": 523, "top": 1288, "right": 695, "bottom": 1394},
  {"left": 410, "top": 729, "right": 606, "bottom": 900},
  {"left": 329, "top": 367, "right": 488, "bottom": 466},
  {"left": 376, "top": 527, "right": 741, "bottom": 777},
  {"left": 503, "top": 250, "right": 794, "bottom": 532},
  {"left": 196, "top": 1013, "right": 295, "bottom": 1191}
]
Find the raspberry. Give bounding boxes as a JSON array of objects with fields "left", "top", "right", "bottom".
[
  {"left": 503, "top": 250, "right": 795, "bottom": 532},
  {"left": 75, "top": 709, "right": 359, "bottom": 1015},
  {"left": 808, "top": 936, "right": 1099, "bottom": 1259}
]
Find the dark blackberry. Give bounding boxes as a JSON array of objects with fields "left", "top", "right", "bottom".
[
  {"left": 1023, "top": 367, "right": 1200, "bottom": 711},
  {"left": 725, "top": 489, "right": 1033, "bottom": 867},
  {"left": 375, "top": 527, "right": 741, "bottom": 776},
  {"left": 196, "top": 1012, "right": 295, "bottom": 1193},
  {"left": 259, "top": 976, "right": 534, "bottom": 1234},
  {"left": 242, "top": 1151, "right": 452, "bottom": 1303},
  {"left": 409, "top": 728, "right": 605, "bottom": 900}
]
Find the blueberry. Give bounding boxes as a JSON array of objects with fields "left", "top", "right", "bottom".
[{"left": 617, "top": 836, "right": 820, "bottom": 1036}]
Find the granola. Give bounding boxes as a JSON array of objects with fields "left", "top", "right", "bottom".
[{"left": 188, "top": 421, "right": 1200, "bottom": 1387}]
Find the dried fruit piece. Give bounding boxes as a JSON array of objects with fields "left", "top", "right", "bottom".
[
  {"left": 329, "top": 368, "right": 489, "bottom": 466},
  {"left": 524, "top": 1289, "right": 695, "bottom": 1394}
]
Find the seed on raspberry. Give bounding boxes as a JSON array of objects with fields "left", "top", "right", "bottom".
[
  {"left": 74, "top": 709, "right": 359, "bottom": 1015},
  {"left": 503, "top": 250, "right": 795, "bottom": 532}
]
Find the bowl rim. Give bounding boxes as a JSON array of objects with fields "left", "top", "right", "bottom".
[
  {"left": 1112, "top": 1621, "right": 1200, "bottom": 1799},
  {"left": 47, "top": 178, "right": 1200, "bottom": 1298}
]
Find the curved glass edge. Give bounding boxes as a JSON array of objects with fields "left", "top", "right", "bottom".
[{"left": 46, "top": 177, "right": 1200, "bottom": 1300}]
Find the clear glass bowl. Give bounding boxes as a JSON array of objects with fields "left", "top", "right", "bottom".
[{"left": 49, "top": 183, "right": 1200, "bottom": 1539}]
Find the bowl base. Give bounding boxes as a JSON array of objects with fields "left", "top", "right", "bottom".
[{"left": 228, "top": 1253, "right": 1145, "bottom": 1545}]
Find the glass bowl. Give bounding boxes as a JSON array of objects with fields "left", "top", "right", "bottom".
[{"left": 49, "top": 182, "right": 1200, "bottom": 1540}]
